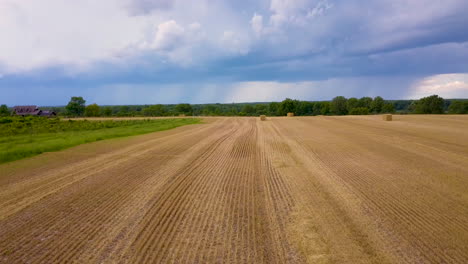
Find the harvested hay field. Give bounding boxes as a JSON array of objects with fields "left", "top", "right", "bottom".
[{"left": 1, "top": 115, "right": 468, "bottom": 263}]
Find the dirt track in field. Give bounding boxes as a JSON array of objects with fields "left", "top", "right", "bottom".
[{"left": 1, "top": 115, "right": 468, "bottom": 263}]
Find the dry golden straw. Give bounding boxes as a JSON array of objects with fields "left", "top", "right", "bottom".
[{"left": 382, "top": 114, "right": 392, "bottom": 121}]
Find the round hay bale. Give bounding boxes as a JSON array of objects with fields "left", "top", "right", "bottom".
[
  {"left": 260, "top": 115, "right": 267, "bottom": 121},
  {"left": 382, "top": 114, "right": 392, "bottom": 121},
  {"left": 287, "top": 112, "right": 294, "bottom": 117}
]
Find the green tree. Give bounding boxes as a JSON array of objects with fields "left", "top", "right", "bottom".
[
  {"left": 413, "top": 95, "right": 445, "bottom": 114},
  {"left": 85, "top": 103, "right": 100, "bottom": 117},
  {"left": 382, "top": 103, "right": 395, "bottom": 113},
  {"left": 346, "top": 98, "right": 359, "bottom": 112},
  {"left": 102, "top": 107, "right": 113, "bottom": 116},
  {"left": 392, "top": 100, "right": 413, "bottom": 112},
  {"left": 255, "top": 104, "right": 267, "bottom": 115},
  {"left": 349, "top": 107, "right": 369, "bottom": 115},
  {"left": 268, "top": 102, "right": 280, "bottom": 116},
  {"left": 241, "top": 105, "right": 255, "bottom": 116},
  {"left": 320, "top": 102, "right": 330, "bottom": 115},
  {"left": 228, "top": 106, "right": 239, "bottom": 116},
  {"left": 143, "top": 105, "right": 166, "bottom": 116},
  {"left": 279, "top": 98, "right": 298, "bottom": 115},
  {"left": 297, "top": 101, "right": 314, "bottom": 115},
  {"left": 371, "top": 96, "right": 384, "bottom": 113},
  {"left": 213, "top": 105, "right": 222, "bottom": 116},
  {"left": 175, "top": 103, "right": 193, "bottom": 115},
  {"left": 358, "top": 97, "right": 373, "bottom": 109},
  {"left": 312, "top": 102, "right": 323, "bottom": 115},
  {"left": 0, "top": 104, "right": 9, "bottom": 116},
  {"left": 448, "top": 101, "right": 468, "bottom": 114},
  {"left": 330, "top": 96, "right": 348, "bottom": 115},
  {"left": 66, "top": 96, "right": 86, "bottom": 116},
  {"left": 117, "top": 106, "right": 130, "bottom": 117},
  {"left": 202, "top": 105, "right": 218, "bottom": 116}
]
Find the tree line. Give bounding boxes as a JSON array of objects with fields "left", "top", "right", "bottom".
[{"left": 1, "top": 95, "right": 467, "bottom": 117}]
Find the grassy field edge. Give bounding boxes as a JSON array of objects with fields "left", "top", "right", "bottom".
[{"left": 0, "top": 118, "right": 201, "bottom": 164}]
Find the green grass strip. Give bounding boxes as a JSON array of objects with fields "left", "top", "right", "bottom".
[{"left": 0, "top": 118, "right": 201, "bottom": 164}]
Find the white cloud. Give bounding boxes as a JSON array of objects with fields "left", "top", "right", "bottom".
[
  {"left": 221, "top": 31, "right": 250, "bottom": 55},
  {"left": 409, "top": 74, "right": 468, "bottom": 98},
  {"left": 269, "top": 0, "right": 332, "bottom": 27},
  {"left": 0, "top": 0, "right": 151, "bottom": 73},
  {"left": 0, "top": 0, "right": 252, "bottom": 73},
  {"left": 0, "top": 0, "right": 466, "bottom": 86},
  {"left": 307, "top": 1, "right": 332, "bottom": 18},
  {"left": 251, "top": 13, "right": 264, "bottom": 35},
  {"left": 152, "top": 20, "right": 185, "bottom": 50},
  {"left": 138, "top": 20, "right": 207, "bottom": 65}
]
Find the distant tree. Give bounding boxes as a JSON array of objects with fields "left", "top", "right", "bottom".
[
  {"left": 346, "top": 98, "right": 359, "bottom": 112},
  {"left": 0, "top": 104, "right": 9, "bottom": 116},
  {"left": 134, "top": 106, "right": 143, "bottom": 112},
  {"left": 382, "top": 103, "right": 395, "bottom": 113},
  {"left": 370, "top": 96, "right": 384, "bottom": 113},
  {"left": 202, "top": 105, "right": 218, "bottom": 116},
  {"left": 175, "top": 103, "right": 193, "bottom": 115},
  {"left": 143, "top": 105, "right": 166, "bottom": 116},
  {"left": 358, "top": 97, "right": 373, "bottom": 109},
  {"left": 66, "top": 96, "right": 86, "bottom": 116},
  {"left": 413, "top": 95, "right": 444, "bottom": 114},
  {"left": 330, "top": 96, "right": 348, "bottom": 115},
  {"left": 48, "top": 107, "right": 63, "bottom": 116},
  {"left": 268, "top": 102, "right": 280, "bottom": 116},
  {"left": 85, "top": 103, "right": 100, "bottom": 117},
  {"left": 255, "top": 104, "right": 267, "bottom": 115},
  {"left": 312, "top": 102, "right": 323, "bottom": 115},
  {"left": 320, "top": 102, "right": 330, "bottom": 115},
  {"left": 213, "top": 106, "right": 222, "bottom": 116},
  {"left": 392, "top": 100, "right": 413, "bottom": 112},
  {"left": 241, "top": 105, "right": 255, "bottom": 116},
  {"left": 102, "top": 107, "right": 113, "bottom": 116},
  {"left": 228, "top": 106, "right": 239, "bottom": 116},
  {"left": 448, "top": 101, "right": 468, "bottom": 114},
  {"left": 297, "top": 101, "right": 314, "bottom": 115},
  {"left": 349, "top": 107, "right": 369, "bottom": 115},
  {"left": 443, "top": 100, "right": 452, "bottom": 112},
  {"left": 116, "top": 106, "right": 131, "bottom": 117},
  {"left": 279, "top": 98, "right": 298, "bottom": 115}
]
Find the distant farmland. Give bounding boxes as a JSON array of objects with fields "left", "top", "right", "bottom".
[{"left": 1, "top": 115, "right": 467, "bottom": 263}]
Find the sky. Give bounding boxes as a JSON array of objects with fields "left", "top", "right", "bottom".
[{"left": 1, "top": 0, "right": 468, "bottom": 106}]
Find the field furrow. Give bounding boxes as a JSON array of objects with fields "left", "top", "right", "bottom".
[{"left": 1, "top": 115, "right": 467, "bottom": 263}]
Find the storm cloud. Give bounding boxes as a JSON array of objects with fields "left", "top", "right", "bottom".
[{"left": 0, "top": 0, "right": 467, "bottom": 105}]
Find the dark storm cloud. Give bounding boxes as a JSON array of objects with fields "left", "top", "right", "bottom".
[{"left": 1, "top": 0, "right": 468, "bottom": 104}]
